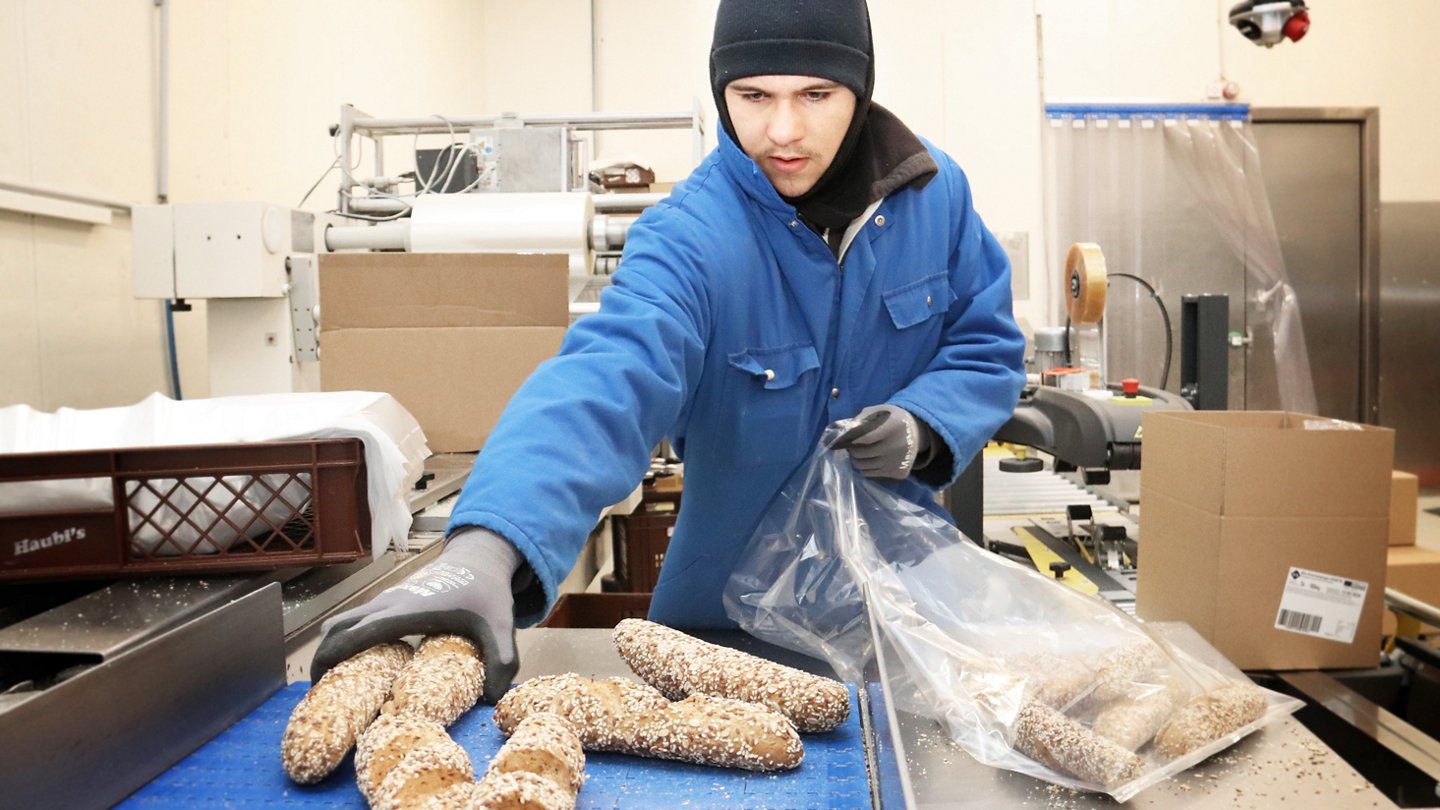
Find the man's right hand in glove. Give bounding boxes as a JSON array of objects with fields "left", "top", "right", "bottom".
[{"left": 310, "top": 527, "right": 527, "bottom": 702}]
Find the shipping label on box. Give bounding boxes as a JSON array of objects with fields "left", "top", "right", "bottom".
[{"left": 1274, "top": 566, "right": 1368, "bottom": 644}]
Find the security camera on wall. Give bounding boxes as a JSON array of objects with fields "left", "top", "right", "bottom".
[{"left": 1229, "top": 0, "right": 1311, "bottom": 47}]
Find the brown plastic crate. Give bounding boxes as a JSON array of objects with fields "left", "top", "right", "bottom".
[
  {"left": 540, "top": 592, "right": 652, "bottom": 628},
  {"left": 0, "top": 438, "right": 370, "bottom": 582},
  {"left": 611, "top": 488, "right": 679, "bottom": 593}
]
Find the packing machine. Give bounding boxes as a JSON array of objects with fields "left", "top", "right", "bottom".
[{"left": 131, "top": 104, "right": 700, "bottom": 397}]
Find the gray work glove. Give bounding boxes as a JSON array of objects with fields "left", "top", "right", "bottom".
[
  {"left": 311, "top": 527, "right": 524, "bottom": 702},
  {"left": 829, "top": 404, "right": 935, "bottom": 480}
]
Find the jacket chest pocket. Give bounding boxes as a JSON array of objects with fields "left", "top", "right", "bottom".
[
  {"left": 880, "top": 272, "right": 953, "bottom": 389},
  {"left": 882, "top": 272, "right": 953, "bottom": 330},
  {"left": 719, "top": 342, "right": 821, "bottom": 469}
]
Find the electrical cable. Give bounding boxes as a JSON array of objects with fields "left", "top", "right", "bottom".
[
  {"left": 296, "top": 154, "right": 341, "bottom": 209},
  {"left": 413, "top": 114, "right": 459, "bottom": 195},
  {"left": 1107, "top": 272, "right": 1174, "bottom": 389},
  {"left": 329, "top": 206, "right": 412, "bottom": 223},
  {"left": 331, "top": 124, "right": 415, "bottom": 219},
  {"left": 164, "top": 301, "right": 182, "bottom": 400},
  {"left": 324, "top": 113, "right": 497, "bottom": 223}
]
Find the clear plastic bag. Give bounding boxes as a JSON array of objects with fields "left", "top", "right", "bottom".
[{"left": 724, "top": 426, "right": 1303, "bottom": 801}]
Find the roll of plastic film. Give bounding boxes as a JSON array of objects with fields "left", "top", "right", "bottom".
[
  {"left": 408, "top": 192, "right": 594, "bottom": 273},
  {"left": 1065, "top": 242, "right": 1108, "bottom": 325}
]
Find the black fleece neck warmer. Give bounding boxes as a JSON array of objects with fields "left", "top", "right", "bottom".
[{"left": 710, "top": 0, "right": 879, "bottom": 231}]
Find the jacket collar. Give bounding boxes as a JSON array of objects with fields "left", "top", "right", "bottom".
[{"left": 716, "top": 127, "right": 804, "bottom": 219}]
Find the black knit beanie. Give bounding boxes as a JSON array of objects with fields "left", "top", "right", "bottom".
[{"left": 710, "top": 0, "right": 875, "bottom": 160}]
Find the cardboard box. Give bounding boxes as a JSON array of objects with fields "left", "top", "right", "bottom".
[
  {"left": 1390, "top": 470, "right": 1419, "bottom": 547},
  {"left": 540, "top": 592, "right": 652, "bottom": 628},
  {"left": 1383, "top": 544, "right": 1440, "bottom": 636},
  {"left": 319, "top": 253, "right": 568, "bottom": 452},
  {"left": 1137, "top": 411, "right": 1395, "bottom": 670}
]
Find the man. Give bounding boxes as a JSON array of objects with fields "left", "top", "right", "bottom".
[{"left": 313, "top": 0, "right": 1026, "bottom": 701}]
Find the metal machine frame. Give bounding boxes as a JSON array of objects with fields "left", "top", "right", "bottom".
[{"left": 333, "top": 102, "right": 705, "bottom": 220}]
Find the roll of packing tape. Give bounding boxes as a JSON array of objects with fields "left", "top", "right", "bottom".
[{"left": 1065, "top": 243, "right": 1108, "bottom": 324}]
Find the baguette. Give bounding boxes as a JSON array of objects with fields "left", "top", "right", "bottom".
[
  {"left": 1013, "top": 700, "right": 1143, "bottom": 788},
  {"left": 613, "top": 618, "right": 850, "bottom": 733},
  {"left": 358, "top": 709, "right": 584, "bottom": 801},
  {"left": 1076, "top": 641, "right": 1169, "bottom": 710},
  {"left": 1153, "top": 683, "right": 1267, "bottom": 759},
  {"left": 356, "top": 713, "right": 466, "bottom": 805},
  {"left": 484, "top": 712, "right": 585, "bottom": 795},
  {"left": 1008, "top": 651, "right": 1094, "bottom": 710},
  {"left": 385, "top": 634, "right": 486, "bottom": 726},
  {"left": 357, "top": 711, "right": 584, "bottom": 810},
  {"left": 371, "top": 736, "right": 475, "bottom": 810},
  {"left": 1091, "top": 679, "right": 1187, "bottom": 751},
  {"left": 281, "top": 642, "right": 412, "bottom": 784},
  {"left": 495, "top": 673, "right": 803, "bottom": 772},
  {"left": 416, "top": 772, "right": 572, "bottom": 810}
]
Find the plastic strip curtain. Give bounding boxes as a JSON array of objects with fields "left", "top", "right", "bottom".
[{"left": 1043, "top": 103, "right": 1317, "bottom": 413}]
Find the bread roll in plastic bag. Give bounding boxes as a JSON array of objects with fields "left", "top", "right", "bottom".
[{"left": 724, "top": 425, "right": 1302, "bottom": 801}]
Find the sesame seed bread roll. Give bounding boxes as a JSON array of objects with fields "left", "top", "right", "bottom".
[
  {"left": 414, "top": 772, "right": 574, "bottom": 810},
  {"left": 659, "top": 693, "right": 804, "bottom": 771},
  {"left": 495, "top": 673, "right": 804, "bottom": 772},
  {"left": 495, "top": 674, "right": 669, "bottom": 750},
  {"left": 613, "top": 618, "right": 850, "bottom": 733},
  {"left": 282, "top": 642, "right": 412, "bottom": 784},
  {"left": 370, "top": 738, "right": 474, "bottom": 810},
  {"left": 356, "top": 714, "right": 457, "bottom": 805},
  {"left": 1013, "top": 700, "right": 1143, "bottom": 788},
  {"left": 411, "top": 782, "right": 487, "bottom": 810},
  {"left": 385, "top": 635, "right": 486, "bottom": 726},
  {"left": 355, "top": 711, "right": 583, "bottom": 810},
  {"left": 1007, "top": 651, "right": 1095, "bottom": 710},
  {"left": 1091, "top": 679, "right": 1187, "bottom": 751},
  {"left": 485, "top": 713, "right": 585, "bottom": 795},
  {"left": 473, "top": 771, "right": 577, "bottom": 810},
  {"left": 1153, "top": 683, "right": 1268, "bottom": 759},
  {"left": 1077, "top": 641, "right": 1170, "bottom": 711}
]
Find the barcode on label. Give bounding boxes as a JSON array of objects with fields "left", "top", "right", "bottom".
[{"left": 1277, "top": 609, "right": 1323, "bottom": 633}]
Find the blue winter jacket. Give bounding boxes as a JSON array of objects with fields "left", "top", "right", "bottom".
[{"left": 448, "top": 128, "right": 1026, "bottom": 628}]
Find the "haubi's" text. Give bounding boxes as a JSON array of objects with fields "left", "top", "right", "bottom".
[{"left": 14, "top": 527, "right": 87, "bottom": 557}]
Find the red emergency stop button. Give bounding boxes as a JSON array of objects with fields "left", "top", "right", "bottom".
[{"left": 1122, "top": 378, "right": 1140, "bottom": 397}]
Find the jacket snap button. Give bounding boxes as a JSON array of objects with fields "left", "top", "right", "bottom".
[
  {"left": 830, "top": 387, "right": 840, "bottom": 399},
  {"left": 764, "top": 369, "right": 776, "bottom": 381},
  {"left": 788, "top": 220, "right": 798, "bottom": 228},
  {"left": 926, "top": 295, "right": 933, "bottom": 307},
  {"left": 874, "top": 215, "right": 886, "bottom": 227}
]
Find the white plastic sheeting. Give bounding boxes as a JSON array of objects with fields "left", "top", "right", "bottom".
[{"left": 0, "top": 391, "right": 429, "bottom": 556}]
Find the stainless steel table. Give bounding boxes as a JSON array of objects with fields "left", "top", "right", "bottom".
[
  {"left": 510, "top": 627, "right": 1397, "bottom": 809},
  {"left": 882, "top": 703, "right": 1389, "bottom": 808}
]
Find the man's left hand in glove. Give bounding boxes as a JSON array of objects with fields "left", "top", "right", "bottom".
[{"left": 829, "top": 404, "right": 940, "bottom": 480}]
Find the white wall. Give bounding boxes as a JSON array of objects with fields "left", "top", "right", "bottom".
[
  {"left": 3, "top": 0, "right": 1437, "bottom": 411},
  {"left": 592, "top": 0, "right": 717, "bottom": 182},
  {"left": 1223, "top": 0, "right": 1440, "bottom": 201}
]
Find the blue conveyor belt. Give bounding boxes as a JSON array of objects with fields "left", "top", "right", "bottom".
[{"left": 120, "top": 682, "right": 869, "bottom": 809}]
